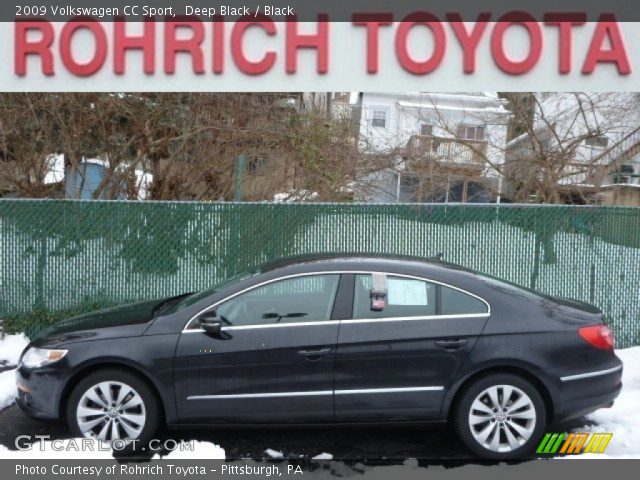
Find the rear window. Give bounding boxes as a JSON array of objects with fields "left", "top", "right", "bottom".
[{"left": 354, "top": 273, "right": 488, "bottom": 318}]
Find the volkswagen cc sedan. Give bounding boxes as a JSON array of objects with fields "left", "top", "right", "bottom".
[{"left": 15, "top": 255, "right": 622, "bottom": 459}]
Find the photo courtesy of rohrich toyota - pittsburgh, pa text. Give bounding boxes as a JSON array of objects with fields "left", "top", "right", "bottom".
[{"left": 0, "top": 1, "right": 640, "bottom": 479}]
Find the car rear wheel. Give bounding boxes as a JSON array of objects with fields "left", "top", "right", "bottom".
[
  {"left": 67, "top": 369, "right": 161, "bottom": 447},
  {"left": 453, "top": 373, "right": 547, "bottom": 459}
]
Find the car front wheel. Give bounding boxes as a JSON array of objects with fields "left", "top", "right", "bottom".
[
  {"left": 453, "top": 373, "right": 547, "bottom": 459},
  {"left": 67, "top": 369, "right": 161, "bottom": 447}
]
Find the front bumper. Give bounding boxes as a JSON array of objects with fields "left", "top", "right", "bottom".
[
  {"left": 14, "top": 366, "right": 64, "bottom": 421},
  {"left": 15, "top": 390, "right": 55, "bottom": 420},
  {"left": 547, "top": 359, "right": 623, "bottom": 422}
]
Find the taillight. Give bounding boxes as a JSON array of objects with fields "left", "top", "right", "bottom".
[{"left": 578, "top": 324, "right": 615, "bottom": 350}]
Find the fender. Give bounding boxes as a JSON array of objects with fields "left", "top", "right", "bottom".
[
  {"left": 438, "top": 357, "right": 557, "bottom": 421},
  {"left": 59, "top": 352, "right": 178, "bottom": 423}
]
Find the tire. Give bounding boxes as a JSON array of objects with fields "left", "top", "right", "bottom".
[
  {"left": 453, "top": 373, "right": 547, "bottom": 459},
  {"left": 66, "top": 368, "right": 161, "bottom": 450}
]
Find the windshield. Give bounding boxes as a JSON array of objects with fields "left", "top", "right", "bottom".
[{"left": 165, "top": 270, "right": 258, "bottom": 313}]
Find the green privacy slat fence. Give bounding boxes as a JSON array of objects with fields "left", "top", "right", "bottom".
[{"left": 1, "top": 199, "right": 639, "bottom": 346}]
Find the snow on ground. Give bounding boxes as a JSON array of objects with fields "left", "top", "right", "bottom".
[
  {"left": 155, "top": 440, "right": 225, "bottom": 459},
  {"left": 0, "top": 333, "right": 29, "bottom": 411},
  {"left": 568, "top": 347, "right": 640, "bottom": 458},
  {"left": 0, "top": 370, "right": 18, "bottom": 410},
  {"left": 0, "top": 334, "right": 29, "bottom": 366},
  {"left": 312, "top": 452, "right": 334, "bottom": 460},
  {"left": 0, "top": 439, "right": 225, "bottom": 459},
  {"left": 264, "top": 448, "right": 284, "bottom": 459}
]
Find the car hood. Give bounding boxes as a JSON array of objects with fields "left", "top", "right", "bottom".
[{"left": 32, "top": 299, "right": 162, "bottom": 346}]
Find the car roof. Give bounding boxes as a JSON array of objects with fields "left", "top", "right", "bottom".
[{"left": 259, "top": 253, "right": 477, "bottom": 275}]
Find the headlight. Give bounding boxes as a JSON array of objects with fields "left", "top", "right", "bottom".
[{"left": 20, "top": 347, "right": 68, "bottom": 369}]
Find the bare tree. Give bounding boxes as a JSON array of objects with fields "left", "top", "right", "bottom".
[
  {"left": 503, "top": 93, "right": 640, "bottom": 204},
  {"left": 0, "top": 93, "right": 362, "bottom": 202}
]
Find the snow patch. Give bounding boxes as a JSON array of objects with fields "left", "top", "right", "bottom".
[
  {"left": 157, "top": 440, "right": 225, "bottom": 460},
  {"left": 568, "top": 347, "right": 640, "bottom": 458},
  {"left": 0, "top": 333, "right": 29, "bottom": 411},
  {"left": 134, "top": 169, "right": 153, "bottom": 200},
  {"left": 0, "top": 370, "right": 17, "bottom": 411},
  {"left": 403, "top": 458, "right": 419, "bottom": 468},
  {"left": 273, "top": 190, "right": 319, "bottom": 203},
  {"left": 43, "top": 154, "right": 65, "bottom": 185},
  {"left": 312, "top": 452, "right": 333, "bottom": 460},
  {"left": 0, "top": 333, "right": 29, "bottom": 366},
  {"left": 264, "top": 448, "right": 284, "bottom": 459}
]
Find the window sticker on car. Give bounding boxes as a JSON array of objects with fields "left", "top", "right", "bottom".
[{"left": 370, "top": 273, "right": 388, "bottom": 311}]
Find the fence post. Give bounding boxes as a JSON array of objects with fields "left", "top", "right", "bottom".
[
  {"left": 234, "top": 155, "right": 245, "bottom": 202},
  {"left": 530, "top": 207, "right": 541, "bottom": 290}
]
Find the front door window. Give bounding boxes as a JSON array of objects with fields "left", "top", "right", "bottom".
[{"left": 216, "top": 275, "right": 340, "bottom": 327}]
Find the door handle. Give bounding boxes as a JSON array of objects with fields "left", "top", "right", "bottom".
[
  {"left": 297, "top": 348, "right": 332, "bottom": 358},
  {"left": 435, "top": 339, "right": 468, "bottom": 350}
]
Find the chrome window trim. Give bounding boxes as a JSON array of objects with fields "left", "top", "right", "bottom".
[
  {"left": 341, "top": 313, "right": 489, "bottom": 325},
  {"left": 181, "top": 270, "right": 491, "bottom": 333},
  {"left": 215, "top": 320, "right": 338, "bottom": 331},
  {"left": 187, "top": 385, "right": 444, "bottom": 400},
  {"left": 560, "top": 365, "right": 622, "bottom": 382},
  {"left": 181, "top": 313, "right": 490, "bottom": 333}
]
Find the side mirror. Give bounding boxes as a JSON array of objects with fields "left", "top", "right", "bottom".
[{"left": 199, "top": 311, "right": 222, "bottom": 334}]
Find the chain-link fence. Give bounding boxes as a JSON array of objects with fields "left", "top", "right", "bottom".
[{"left": 1, "top": 199, "right": 639, "bottom": 347}]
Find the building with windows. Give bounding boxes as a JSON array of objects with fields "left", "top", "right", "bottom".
[
  {"left": 504, "top": 93, "right": 640, "bottom": 205},
  {"left": 353, "top": 92, "right": 510, "bottom": 203}
]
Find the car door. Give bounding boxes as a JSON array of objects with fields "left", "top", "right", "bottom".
[
  {"left": 174, "top": 273, "right": 344, "bottom": 423},
  {"left": 334, "top": 273, "right": 490, "bottom": 422}
]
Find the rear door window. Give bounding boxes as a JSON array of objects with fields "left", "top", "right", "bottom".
[{"left": 353, "top": 274, "right": 436, "bottom": 319}]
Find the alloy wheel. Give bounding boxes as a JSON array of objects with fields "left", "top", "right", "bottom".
[
  {"left": 76, "top": 381, "right": 146, "bottom": 442},
  {"left": 468, "top": 384, "right": 537, "bottom": 453}
]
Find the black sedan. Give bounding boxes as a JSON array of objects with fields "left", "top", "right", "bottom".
[{"left": 15, "top": 255, "right": 622, "bottom": 459}]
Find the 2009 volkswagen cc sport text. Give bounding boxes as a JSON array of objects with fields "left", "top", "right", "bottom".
[{"left": 15, "top": 255, "right": 623, "bottom": 459}]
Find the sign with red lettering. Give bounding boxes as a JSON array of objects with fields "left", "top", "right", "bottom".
[{"left": 3, "top": 15, "right": 639, "bottom": 91}]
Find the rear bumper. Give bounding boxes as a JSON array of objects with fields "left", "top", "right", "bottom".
[{"left": 546, "top": 359, "right": 623, "bottom": 422}]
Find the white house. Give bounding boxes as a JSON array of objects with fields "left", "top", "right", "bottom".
[
  {"left": 505, "top": 93, "right": 640, "bottom": 204},
  {"left": 354, "top": 92, "right": 510, "bottom": 203}
]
